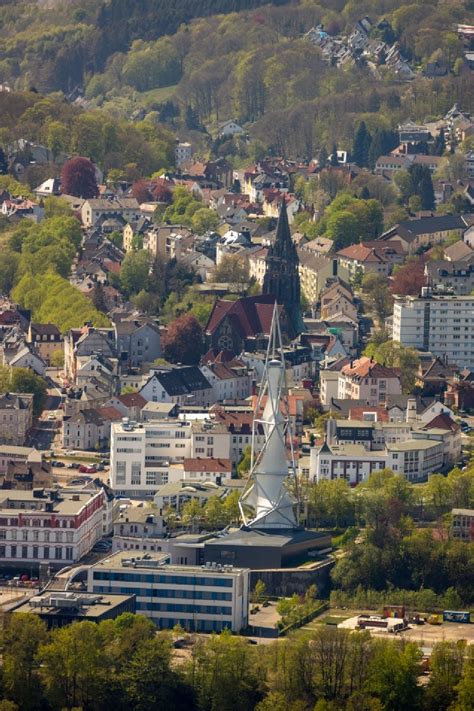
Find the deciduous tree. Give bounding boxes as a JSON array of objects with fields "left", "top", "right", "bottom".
[
  {"left": 162, "top": 313, "right": 203, "bottom": 365},
  {"left": 60, "top": 156, "right": 98, "bottom": 199}
]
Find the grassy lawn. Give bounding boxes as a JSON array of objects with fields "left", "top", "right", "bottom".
[{"left": 140, "top": 85, "right": 179, "bottom": 105}]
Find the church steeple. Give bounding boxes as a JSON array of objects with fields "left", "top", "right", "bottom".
[{"left": 263, "top": 199, "right": 303, "bottom": 336}]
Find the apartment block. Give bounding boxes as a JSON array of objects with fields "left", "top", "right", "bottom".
[{"left": 393, "top": 291, "right": 474, "bottom": 370}]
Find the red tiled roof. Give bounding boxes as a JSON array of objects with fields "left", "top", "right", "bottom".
[
  {"left": 205, "top": 295, "right": 278, "bottom": 338},
  {"left": 342, "top": 357, "right": 401, "bottom": 381},
  {"left": 96, "top": 406, "right": 123, "bottom": 421},
  {"left": 183, "top": 457, "right": 232, "bottom": 473},
  {"left": 423, "top": 413, "right": 460, "bottom": 432},
  {"left": 349, "top": 406, "right": 389, "bottom": 422},
  {"left": 116, "top": 393, "right": 147, "bottom": 408}
]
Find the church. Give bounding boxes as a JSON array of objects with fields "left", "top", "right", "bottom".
[
  {"left": 262, "top": 198, "right": 304, "bottom": 337},
  {"left": 204, "top": 199, "right": 303, "bottom": 356}
]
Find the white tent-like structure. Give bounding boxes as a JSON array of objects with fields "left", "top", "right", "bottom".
[{"left": 239, "top": 305, "right": 299, "bottom": 530}]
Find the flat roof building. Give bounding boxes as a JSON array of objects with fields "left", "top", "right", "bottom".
[
  {"left": 87, "top": 551, "right": 249, "bottom": 633},
  {"left": 12, "top": 591, "right": 135, "bottom": 628}
]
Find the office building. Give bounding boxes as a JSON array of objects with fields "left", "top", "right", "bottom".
[
  {"left": 87, "top": 552, "right": 249, "bottom": 632},
  {"left": 110, "top": 419, "right": 192, "bottom": 496}
]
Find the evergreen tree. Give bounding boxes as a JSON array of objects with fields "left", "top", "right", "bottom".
[
  {"left": 360, "top": 186, "right": 371, "bottom": 200},
  {"left": 185, "top": 104, "right": 199, "bottom": 130},
  {"left": 419, "top": 170, "right": 435, "bottom": 211},
  {"left": 318, "top": 145, "right": 328, "bottom": 167},
  {"left": 92, "top": 282, "right": 107, "bottom": 313},
  {"left": 432, "top": 127, "right": 446, "bottom": 156},
  {"left": 352, "top": 121, "right": 372, "bottom": 167},
  {"left": 0, "top": 146, "right": 8, "bottom": 175},
  {"left": 330, "top": 143, "right": 339, "bottom": 166},
  {"left": 368, "top": 129, "right": 398, "bottom": 169}
]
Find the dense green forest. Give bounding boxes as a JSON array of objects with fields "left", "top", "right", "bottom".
[
  {"left": 1, "top": 612, "right": 473, "bottom": 711},
  {"left": 1, "top": 0, "right": 474, "bottom": 160}
]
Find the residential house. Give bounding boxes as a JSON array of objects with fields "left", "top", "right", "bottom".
[
  {"left": 105, "top": 393, "right": 148, "bottom": 422},
  {"left": 218, "top": 120, "right": 245, "bottom": 138},
  {"left": 27, "top": 323, "right": 63, "bottom": 365},
  {"left": 139, "top": 367, "right": 213, "bottom": 407},
  {"left": 0, "top": 460, "right": 52, "bottom": 490},
  {"left": 0, "top": 445, "right": 42, "bottom": 475},
  {"left": 8, "top": 346, "right": 46, "bottom": 376},
  {"left": 337, "top": 241, "right": 404, "bottom": 279},
  {"left": 415, "top": 356, "right": 459, "bottom": 396},
  {"left": 200, "top": 360, "right": 253, "bottom": 403},
  {"left": 337, "top": 357, "right": 402, "bottom": 406},
  {"left": 122, "top": 217, "right": 152, "bottom": 252},
  {"left": 143, "top": 224, "right": 194, "bottom": 261},
  {"left": 378, "top": 215, "right": 468, "bottom": 255},
  {"left": 81, "top": 197, "right": 141, "bottom": 228},
  {"left": 451, "top": 508, "right": 474, "bottom": 541},
  {"left": 112, "top": 316, "right": 161, "bottom": 368},
  {"left": 0, "top": 393, "right": 34, "bottom": 445},
  {"left": 311, "top": 437, "right": 443, "bottom": 484},
  {"left": 64, "top": 326, "right": 116, "bottom": 382},
  {"left": 169, "top": 457, "right": 232, "bottom": 485},
  {"left": 61, "top": 408, "right": 118, "bottom": 451}
]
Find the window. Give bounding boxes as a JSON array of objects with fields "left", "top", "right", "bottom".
[
  {"left": 116, "top": 461, "right": 126, "bottom": 485},
  {"left": 22, "top": 530, "right": 28, "bottom": 541},
  {"left": 131, "top": 462, "right": 141, "bottom": 486},
  {"left": 146, "top": 472, "right": 158, "bottom": 486},
  {"left": 0, "top": 530, "right": 6, "bottom": 540}
]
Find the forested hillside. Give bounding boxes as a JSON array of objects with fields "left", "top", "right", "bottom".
[{"left": 0, "top": 0, "right": 473, "bottom": 162}]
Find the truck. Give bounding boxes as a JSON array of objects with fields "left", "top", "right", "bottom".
[{"left": 443, "top": 610, "right": 471, "bottom": 623}]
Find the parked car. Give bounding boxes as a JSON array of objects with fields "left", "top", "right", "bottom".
[
  {"left": 53, "top": 461, "right": 65, "bottom": 468},
  {"left": 79, "top": 465, "right": 97, "bottom": 474}
]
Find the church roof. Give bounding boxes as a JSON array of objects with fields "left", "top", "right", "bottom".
[{"left": 205, "top": 294, "right": 277, "bottom": 339}]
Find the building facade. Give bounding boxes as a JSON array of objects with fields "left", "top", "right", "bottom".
[
  {"left": 0, "top": 393, "right": 33, "bottom": 445},
  {"left": 0, "top": 488, "right": 103, "bottom": 569},
  {"left": 393, "top": 291, "right": 474, "bottom": 370},
  {"left": 87, "top": 552, "right": 249, "bottom": 632}
]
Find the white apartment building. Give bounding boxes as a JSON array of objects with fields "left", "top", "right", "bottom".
[
  {"left": 88, "top": 552, "right": 249, "bottom": 632},
  {"left": 311, "top": 437, "right": 444, "bottom": 484},
  {"left": 393, "top": 291, "right": 474, "bottom": 370},
  {"left": 200, "top": 363, "right": 253, "bottom": 402},
  {"left": 191, "top": 422, "right": 231, "bottom": 460},
  {"left": 0, "top": 488, "right": 103, "bottom": 569},
  {"left": 337, "top": 357, "right": 402, "bottom": 406},
  {"left": 110, "top": 419, "right": 192, "bottom": 497},
  {"left": 319, "top": 370, "right": 340, "bottom": 406}
]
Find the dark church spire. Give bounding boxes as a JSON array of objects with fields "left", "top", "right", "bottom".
[{"left": 263, "top": 199, "right": 304, "bottom": 336}]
